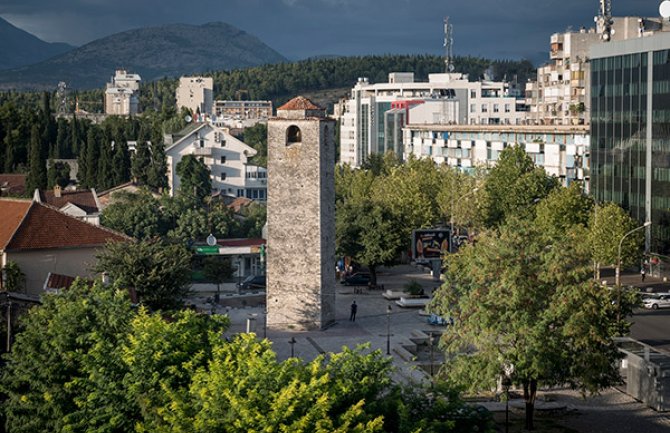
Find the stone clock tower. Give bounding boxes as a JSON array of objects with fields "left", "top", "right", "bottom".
[{"left": 266, "top": 96, "right": 336, "bottom": 330}]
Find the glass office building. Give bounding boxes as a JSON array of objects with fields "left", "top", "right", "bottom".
[{"left": 591, "top": 33, "right": 670, "bottom": 252}]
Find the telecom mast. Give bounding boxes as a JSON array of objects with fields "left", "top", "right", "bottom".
[
  {"left": 56, "top": 81, "right": 68, "bottom": 114},
  {"left": 444, "top": 17, "right": 454, "bottom": 72},
  {"left": 596, "top": 0, "right": 614, "bottom": 41}
]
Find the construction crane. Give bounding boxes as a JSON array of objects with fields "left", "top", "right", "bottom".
[
  {"left": 596, "top": 0, "right": 614, "bottom": 42},
  {"left": 444, "top": 17, "right": 454, "bottom": 73}
]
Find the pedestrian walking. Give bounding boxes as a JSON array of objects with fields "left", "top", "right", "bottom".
[
  {"left": 641, "top": 267, "right": 646, "bottom": 282},
  {"left": 350, "top": 300, "right": 358, "bottom": 321}
]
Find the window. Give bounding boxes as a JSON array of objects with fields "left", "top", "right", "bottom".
[
  {"left": 470, "top": 90, "right": 476, "bottom": 98},
  {"left": 287, "top": 125, "right": 302, "bottom": 144},
  {"left": 470, "top": 104, "right": 476, "bottom": 113},
  {"left": 220, "top": 156, "right": 226, "bottom": 164},
  {"left": 481, "top": 104, "right": 488, "bottom": 113},
  {"left": 493, "top": 104, "right": 500, "bottom": 113},
  {"left": 237, "top": 189, "right": 245, "bottom": 197},
  {"left": 220, "top": 173, "right": 227, "bottom": 180},
  {"left": 505, "top": 104, "right": 511, "bottom": 113}
]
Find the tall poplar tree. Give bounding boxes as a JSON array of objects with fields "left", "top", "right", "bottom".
[
  {"left": 147, "top": 141, "right": 168, "bottom": 192},
  {"left": 112, "top": 142, "right": 130, "bottom": 186},
  {"left": 130, "top": 140, "right": 151, "bottom": 185},
  {"left": 84, "top": 128, "right": 99, "bottom": 188},
  {"left": 97, "top": 139, "right": 113, "bottom": 190}
]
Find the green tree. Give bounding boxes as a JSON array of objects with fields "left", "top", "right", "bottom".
[
  {"left": 241, "top": 123, "right": 268, "bottom": 167},
  {"left": 25, "top": 124, "right": 47, "bottom": 193},
  {"left": 588, "top": 202, "right": 643, "bottom": 280},
  {"left": 482, "top": 146, "right": 558, "bottom": 227},
  {"left": 535, "top": 182, "right": 594, "bottom": 240},
  {"left": 112, "top": 141, "right": 131, "bottom": 186},
  {"left": 176, "top": 154, "right": 211, "bottom": 203},
  {"left": 83, "top": 128, "right": 99, "bottom": 188},
  {"left": 95, "top": 239, "right": 191, "bottom": 310},
  {"left": 46, "top": 159, "right": 71, "bottom": 189},
  {"left": 0, "top": 280, "right": 135, "bottom": 433},
  {"left": 100, "top": 190, "right": 166, "bottom": 239},
  {"left": 233, "top": 202, "right": 266, "bottom": 238},
  {"left": 433, "top": 220, "right": 624, "bottom": 430},
  {"left": 147, "top": 141, "right": 169, "bottom": 192},
  {"left": 202, "top": 256, "right": 234, "bottom": 299},
  {"left": 131, "top": 140, "right": 151, "bottom": 185},
  {"left": 97, "top": 139, "right": 114, "bottom": 190}
]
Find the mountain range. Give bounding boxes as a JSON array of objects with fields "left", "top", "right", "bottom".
[
  {"left": 0, "top": 17, "right": 74, "bottom": 70},
  {"left": 0, "top": 21, "right": 287, "bottom": 90}
]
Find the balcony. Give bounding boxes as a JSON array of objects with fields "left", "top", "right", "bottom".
[{"left": 193, "top": 147, "right": 213, "bottom": 157}]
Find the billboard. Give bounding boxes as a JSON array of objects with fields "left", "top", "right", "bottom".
[{"left": 412, "top": 229, "right": 450, "bottom": 261}]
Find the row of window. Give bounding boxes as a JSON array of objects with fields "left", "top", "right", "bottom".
[{"left": 470, "top": 104, "right": 512, "bottom": 113}]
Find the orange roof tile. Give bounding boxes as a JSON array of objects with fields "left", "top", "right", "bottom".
[
  {"left": 39, "top": 189, "right": 99, "bottom": 214},
  {"left": 277, "top": 96, "right": 322, "bottom": 111},
  {"left": 1, "top": 200, "right": 129, "bottom": 252},
  {"left": 0, "top": 199, "right": 31, "bottom": 250}
]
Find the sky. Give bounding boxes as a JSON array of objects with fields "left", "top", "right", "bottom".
[{"left": 0, "top": 0, "right": 663, "bottom": 62}]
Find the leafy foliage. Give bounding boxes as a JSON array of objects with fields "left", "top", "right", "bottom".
[
  {"left": 95, "top": 239, "right": 192, "bottom": 310},
  {"left": 589, "top": 202, "right": 643, "bottom": 269}
]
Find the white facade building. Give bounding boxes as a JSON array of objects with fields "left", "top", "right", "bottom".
[
  {"left": 212, "top": 100, "right": 273, "bottom": 129},
  {"left": 176, "top": 76, "right": 214, "bottom": 115},
  {"left": 404, "top": 124, "right": 590, "bottom": 191},
  {"left": 339, "top": 72, "right": 527, "bottom": 167},
  {"left": 104, "top": 69, "right": 141, "bottom": 115},
  {"left": 526, "top": 17, "right": 670, "bottom": 126},
  {"left": 165, "top": 123, "right": 267, "bottom": 200}
]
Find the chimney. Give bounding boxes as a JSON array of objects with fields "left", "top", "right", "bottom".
[{"left": 54, "top": 185, "right": 62, "bottom": 198}]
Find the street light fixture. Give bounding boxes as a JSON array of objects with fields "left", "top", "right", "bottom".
[
  {"left": 615, "top": 221, "right": 651, "bottom": 324},
  {"left": 450, "top": 187, "right": 479, "bottom": 253}
]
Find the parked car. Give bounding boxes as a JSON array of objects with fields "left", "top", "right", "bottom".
[
  {"left": 642, "top": 293, "right": 670, "bottom": 310},
  {"left": 237, "top": 275, "right": 266, "bottom": 290},
  {"left": 341, "top": 272, "right": 371, "bottom": 286}
]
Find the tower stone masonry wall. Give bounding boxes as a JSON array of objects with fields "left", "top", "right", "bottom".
[{"left": 266, "top": 107, "right": 336, "bottom": 330}]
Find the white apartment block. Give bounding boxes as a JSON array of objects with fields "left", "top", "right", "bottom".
[
  {"left": 404, "top": 124, "right": 590, "bottom": 191},
  {"left": 339, "top": 72, "right": 527, "bottom": 167},
  {"left": 104, "top": 69, "right": 141, "bottom": 115},
  {"left": 526, "top": 17, "right": 669, "bottom": 126},
  {"left": 176, "top": 76, "right": 214, "bottom": 116},
  {"left": 165, "top": 123, "right": 267, "bottom": 200},
  {"left": 212, "top": 100, "right": 273, "bottom": 129}
]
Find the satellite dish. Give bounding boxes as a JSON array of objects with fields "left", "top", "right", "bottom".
[
  {"left": 184, "top": 115, "right": 193, "bottom": 123},
  {"left": 661, "top": 0, "right": 670, "bottom": 19}
]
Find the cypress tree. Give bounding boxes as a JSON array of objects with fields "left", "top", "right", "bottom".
[
  {"left": 55, "top": 118, "right": 68, "bottom": 159},
  {"left": 77, "top": 136, "right": 87, "bottom": 187},
  {"left": 47, "top": 158, "right": 57, "bottom": 189},
  {"left": 84, "top": 128, "right": 99, "bottom": 188},
  {"left": 4, "top": 133, "right": 16, "bottom": 172},
  {"left": 112, "top": 142, "right": 130, "bottom": 186},
  {"left": 26, "top": 125, "right": 47, "bottom": 192},
  {"left": 70, "top": 114, "right": 80, "bottom": 156},
  {"left": 147, "top": 141, "right": 169, "bottom": 192},
  {"left": 97, "top": 139, "right": 113, "bottom": 190},
  {"left": 131, "top": 140, "right": 151, "bottom": 185}
]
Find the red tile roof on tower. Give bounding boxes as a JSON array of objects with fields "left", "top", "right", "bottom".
[
  {"left": 0, "top": 199, "right": 129, "bottom": 252},
  {"left": 37, "top": 189, "right": 100, "bottom": 214},
  {"left": 277, "top": 96, "right": 322, "bottom": 111}
]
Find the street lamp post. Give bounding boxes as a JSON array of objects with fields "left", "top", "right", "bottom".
[
  {"left": 386, "top": 305, "right": 392, "bottom": 355},
  {"left": 450, "top": 187, "right": 479, "bottom": 253},
  {"left": 615, "top": 221, "right": 651, "bottom": 324},
  {"left": 289, "top": 337, "right": 297, "bottom": 358}
]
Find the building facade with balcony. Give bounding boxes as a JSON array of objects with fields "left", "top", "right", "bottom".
[
  {"left": 403, "top": 124, "right": 590, "bottom": 190},
  {"left": 526, "top": 17, "right": 669, "bottom": 126},
  {"left": 338, "top": 72, "right": 527, "bottom": 167},
  {"left": 212, "top": 100, "right": 273, "bottom": 129},
  {"left": 165, "top": 122, "right": 267, "bottom": 200}
]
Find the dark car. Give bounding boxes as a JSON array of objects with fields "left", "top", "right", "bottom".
[
  {"left": 342, "top": 272, "right": 371, "bottom": 286},
  {"left": 237, "top": 275, "right": 266, "bottom": 290}
]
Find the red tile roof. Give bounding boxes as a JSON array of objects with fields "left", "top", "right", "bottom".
[
  {"left": 0, "top": 199, "right": 31, "bottom": 250},
  {"left": 44, "top": 273, "right": 77, "bottom": 290},
  {"left": 277, "top": 96, "right": 322, "bottom": 111},
  {"left": 0, "top": 199, "right": 129, "bottom": 252},
  {"left": 0, "top": 174, "right": 27, "bottom": 196},
  {"left": 38, "top": 189, "right": 99, "bottom": 214},
  {"left": 227, "top": 197, "right": 254, "bottom": 213}
]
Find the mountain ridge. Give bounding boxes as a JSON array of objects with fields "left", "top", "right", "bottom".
[
  {"left": 0, "top": 21, "right": 287, "bottom": 90},
  {"left": 0, "top": 17, "right": 75, "bottom": 70}
]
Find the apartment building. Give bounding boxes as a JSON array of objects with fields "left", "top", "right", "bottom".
[
  {"left": 176, "top": 76, "right": 214, "bottom": 115},
  {"left": 404, "top": 124, "right": 590, "bottom": 190},
  {"left": 526, "top": 17, "right": 669, "bottom": 126},
  {"left": 212, "top": 100, "right": 273, "bottom": 128},
  {"left": 104, "top": 69, "right": 141, "bottom": 115},
  {"left": 165, "top": 122, "right": 267, "bottom": 201},
  {"left": 339, "top": 72, "right": 527, "bottom": 167}
]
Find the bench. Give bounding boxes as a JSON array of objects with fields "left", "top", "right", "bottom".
[
  {"left": 395, "top": 296, "right": 431, "bottom": 308},
  {"left": 382, "top": 290, "right": 406, "bottom": 300}
]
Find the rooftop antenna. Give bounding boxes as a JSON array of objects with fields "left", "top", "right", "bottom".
[
  {"left": 595, "top": 0, "right": 614, "bottom": 42},
  {"left": 444, "top": 17, "right": 455, "bottom": 73},
  {"left": 56, "top": 81, "right": 68, "bottom": 114}
]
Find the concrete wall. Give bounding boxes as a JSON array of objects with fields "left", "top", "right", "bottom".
[
  {"left": 7, "top": 247, "right": 101, "bottom": 297},
  {"left": 266, "top": 113, "right": 336, "bottom": 330}
]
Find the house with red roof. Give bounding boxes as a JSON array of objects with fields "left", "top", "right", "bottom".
[
  {"left": 33, "top": 185, "right": 102, "bottom": 225},
  {"left": 0, "top": 198, "right": 129, "bottom": 296}
]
